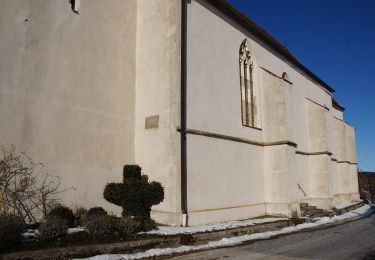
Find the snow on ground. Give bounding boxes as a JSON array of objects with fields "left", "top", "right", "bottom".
[
  {"left": 144, "top": 217, "right": 287, "bottom": 235},
  {"left": 334, "top": 201, "right": 361, "bottom": 210},
  {"left": 332, "top": 204, "right": 371, "bottom": 220},
  {"left": 80, "top": 205, "right": 373, "bottom": 260},
  {"left": 67, "top": 227, "right": 86, "bottom": 235},
  {"left": 22, "top": 229, "right": 39, "bottom": 241},
  {"left": 22, "top": 226, "right": 86, "bottom": 240}
]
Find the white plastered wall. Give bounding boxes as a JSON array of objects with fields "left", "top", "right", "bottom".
[
  {"left": 186, "top": 0, "right": 303, "bottom": 223},
  {"left": 332, "top": 117, "right": 359, "bottom": 203},
  {"left": 262, "top": 70, "right": 298, "bottom": 216},
  {"left": 0, "top": 0, "right": 138, "bottom": 213},
  {"left": 301, "top": 100, "right": 333, "bottom": 209},
  {"left": 134, "top": 0, "right": 182, "bottom": 226},
  {"left": 185, "top": 0, "right": 359, "bottom": 224}
]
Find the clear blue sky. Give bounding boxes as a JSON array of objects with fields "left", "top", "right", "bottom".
[{"left": 228, "top": 0, "right": 375, "bottom": 171}]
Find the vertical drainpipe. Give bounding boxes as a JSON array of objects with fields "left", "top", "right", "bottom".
[{"left": 180, "top": 0, "right": 188, "bottom": 227}]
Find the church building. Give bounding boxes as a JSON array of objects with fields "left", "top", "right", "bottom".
[{"left": 0, "top": 0, "right": 359, "bottom": 226}]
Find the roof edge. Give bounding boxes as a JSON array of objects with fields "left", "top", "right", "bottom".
[
  {"left": 332, "top": 97, "right": 345, "bottom": 112},
  {"left": 358, "top": 171, "right": 375, "bottom": 175}
]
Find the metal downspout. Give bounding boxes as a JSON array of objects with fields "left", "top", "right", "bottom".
[{"left": 180, "top": 0, "right": 188, "bottom": 227}]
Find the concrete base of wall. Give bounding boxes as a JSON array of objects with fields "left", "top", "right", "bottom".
[
  {"left": 264, "top": 203, "right": 289, "bottom": 217},
  {"left": 151, "top": 211, "right": 183, "bottom": 227},
  {"left": 290, "top": 202, "right": 302, "bottom": 217},
  {"left": 334, "top": 201, "right": 364, "bottom": 215},
  {"left": 151, "top": 194, "right": 361, "bottom": 226},
  {"left": 185, "top": 204, "right": 266, "bottom": 226},
  {"left": 153, "top": 202, "right": 305, "bottom": 226},
  {"left": 333, "top": 194, "right": 351, "bottom": 204},
  {"left": 350, "top": 193, "right": 360, "bottom": 201},
  {"left": 333, "top": 193, "right": 360, "bottom": 205},
  {"left": 300, "top": 198, "right": 333, "bottom": 210}
]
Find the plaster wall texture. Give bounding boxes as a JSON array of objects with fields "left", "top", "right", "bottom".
[
  {"left": 335, "top": 164, "right": 347, "bottom": 196},
  {"left": 346, "top": 125, "right": 357, "bottom": 163},
  {"left": 326, "top": 108, "right": 336, "bottom": 157},
  {"left": 304, "top": 100, "right": 333, "bottom": 208},
  {"left": 264, "top": 145, "right": 298, "bottom": 216},
  {"left": 186, "top": 134, "right": 265, "bottom": 225},
  {"left": 134, "top": 0, "right": 182, "bottom": 225},
  {"left": 185, "top": 0, "right": 359, "bottom": 223},
  {"left": 332, "top": 107, "right": 344, "bottom": 120},
  {"left": 349, "top": 164, "right": 359, "bottom": 194},
  {"left": 329, "top": 161, "right": 338, "bottom": 197},
  {"left": 306, "top": 100, "right": 328, "bottom": 152},
  {"left": 296, "top": 155, "right": 310, "bottom": 201},
  {"left": 187, "top": 0, "right": 334, "bottom": 150},
  {"left": 308, "top": 155, "right": 332, "bottom": 208},
  {"left": 261, "top": 70, "right": 289, "bottom": 142},
  {"left": 0, "top": 0, "right": 137, "bottom": 212},
  {"left": 334, "top": 119, "right": 347, "bottom": 161}
]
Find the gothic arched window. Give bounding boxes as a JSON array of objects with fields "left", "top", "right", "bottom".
[{"left": 239, "top": 39, "right": 257, "bottom": 127}]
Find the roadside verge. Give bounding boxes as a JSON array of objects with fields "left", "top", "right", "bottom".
[{"left": 1, "top": 202, "right": 369, "bottom": 260}]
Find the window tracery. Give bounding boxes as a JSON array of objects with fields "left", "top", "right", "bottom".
[{"left": 239, "top": 39, "right": 257, "bottom": 127}]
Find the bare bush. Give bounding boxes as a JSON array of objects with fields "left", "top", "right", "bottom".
[
  {"left": 39, "top": 216, "right": 68, "bottom": 241},
  {"left": 85, "top": 215, "right": 114, "bottom": 238},
  {"left": 0, "top": 145, "right": 72, "bottom": 223},
  {"left": 0, "top": 214, "right": 27, "bottom": 246},
  {"left": 116, "top": 216, "right": 140, "bottom": 235}
]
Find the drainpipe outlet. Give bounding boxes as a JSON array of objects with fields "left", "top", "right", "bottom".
[{"left": 182, "top": 213, "right": 188, "bottom": 227}]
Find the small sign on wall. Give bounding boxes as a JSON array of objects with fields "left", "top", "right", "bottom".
[{"left": 145, "top": 115, "right": 159, "bottom": 129}]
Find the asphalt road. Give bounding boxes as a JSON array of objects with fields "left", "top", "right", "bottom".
[{"left": 170, "top": 213, "right": 375, "bottom": 260}]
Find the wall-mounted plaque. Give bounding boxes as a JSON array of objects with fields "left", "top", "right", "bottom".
[{"left": 145, "top": 115, "right": 159, "bottom": 129}]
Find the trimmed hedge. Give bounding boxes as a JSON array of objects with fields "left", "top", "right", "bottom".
[{"left": 103, "top": 165, "right": 164, "bottom": 225}]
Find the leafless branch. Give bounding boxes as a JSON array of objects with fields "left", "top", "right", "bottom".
[{"left": 0, "top": 145, "right": 73, "bottom": 223}]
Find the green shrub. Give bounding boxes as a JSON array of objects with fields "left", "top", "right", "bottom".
[
  {"left": 39, "top": 216, "right": 68, "bottom": 241},
  {"left": 87, "top": 207, "right": 107, "bottom": 217},
  {"left": 0, "top": 214, "right": 27, "bottom": 247},
  {"left": 48, "top": 205, "right": 75, "bottom": 227},
  {"left": 103, "top": 164, "right": 164, "bottom": 228}
]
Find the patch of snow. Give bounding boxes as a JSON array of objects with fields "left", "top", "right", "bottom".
[
  {"left": 23, "top": 227, "right": 86, "bottom": 240},
  {"left": 22, "top": 229, "right": 39, "bottom": 242},
  {"left": 334, "top": 201, "right": 360, "bottom": 210},
  {"left": 332, "top": 204, "right": 370, "bottom": 220},
  {"left": 67, "top": 227, "right": 86, "bottom": 235},
  {"left": 144, "top": 217, "right": 287, "bottom": 235},
  {"left": 22, "top": 229, "right": 39, "bottom": 238},
  {"left": 80, "top": 205, "right": 372, "bottom": 260}
]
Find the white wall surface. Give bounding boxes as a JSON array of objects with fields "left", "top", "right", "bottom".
[
  {"left": 0, "top": 0, "right": 137, "bottom": 212},
  {"left": 185, "top": 0, "right": 359, "bottom": 223},
  {"left": 134, "top": 0, "right": 182, "bottom": 225}
]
